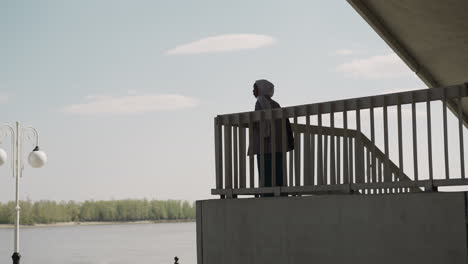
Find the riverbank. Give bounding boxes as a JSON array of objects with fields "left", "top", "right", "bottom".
[{"left": 0, "top": 219, "right": 194, "bottom": 229}]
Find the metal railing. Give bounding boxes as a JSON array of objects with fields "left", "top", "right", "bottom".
[{"left": 213, "top": 83, "right": 468, "bottom": 198}]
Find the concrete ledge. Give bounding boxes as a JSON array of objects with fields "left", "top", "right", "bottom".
[{"left": 197, "top": 192, "right": 468, "bottom": 264}]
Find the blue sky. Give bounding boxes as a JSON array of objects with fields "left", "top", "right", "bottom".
[{"left": 0, "top": 0, "right": 428, "bottom": 202}]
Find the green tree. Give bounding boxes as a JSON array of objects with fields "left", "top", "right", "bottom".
[{"left": 0, "top": 199, "right": 195, "bottom": 225}]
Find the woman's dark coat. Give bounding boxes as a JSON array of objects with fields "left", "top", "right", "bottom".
[{"left": 248, "top": 98, "right": 294, "bottom": 156}]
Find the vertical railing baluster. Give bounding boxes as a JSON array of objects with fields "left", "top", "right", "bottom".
[
  {"left": 248, "top": 113, "right": 255, "bottom": 188},
  {"left": 370, "top": 101, "right": 376, "bottom": 194},
  {"left": 378, "top": 159, "right": 383, "bottom": 194},
  {"left": 366, "top": 148, "right": 370, "bottom": 185},
  {"left": 459, "top": 85, "right": 466, "bottom": 179},
  {"left": 383, "top": 96, "right": 390, "bottom": 183},
  {"left": 343, "top": 106, "right": 349, "bottom": 185},
  {"left": 233, "top": 124, "right": 239, "bottom": 189},
  {"left": 370, "top": 99, "right": 376, "bottom": 185},
  {"left": 330, "top": 103, "right": 336, "bottom": 185},
  {"left": 294, "top": 115, "right": 301, "bottom": 186},
  {"left": 337, "top": 136, "right": 341, "bottom": 184},
  {"left": 281, "top": 110, "right": 288, "bottom": 186},
  {"left": 270, "top": 110, "right": 277, "bottom": 187},
  {"left": 355, "top": 99, "right": 364, "bottom": 183},
  {"left": 289, "top": 140, "right": 294, "bottom": 187},
  {"left": 317, "top": 104, "right": 323, "bottom": 185},
  {"left": 443, "top": 88, "right": 450, "bottom": 179},
  {"left": 290, "top": 109, "right": 296, "bottom": 186},
  {"left": 397, "top": 94, "right": 404, "bottom": 182},
  {"left": 224, "top": 118, "right": 233, "bottom": 190},
  {"left": 311, "top": 128, "right": 316, "bottom": 185},
  {"left": 375, "top": 157, "right": 379, "bottom": 194},
  {"left": 365, "top": 149, "right": 369, "bottom": 193},
  {"left": 214, "top": 117, "right": 223, "bottom": 190},
  {"left": 397, "top": 173, "right": 400, "bottom": 193},
  {"left": 349, "top": 138, "right": 354, "bottom": 185},
  {"left": 259, "top": 111, "right": 265, "bottom": 187},
  {"left": 426, "top": 92, "right": 434, "bottom": 184},
  {"left": 239, "top": 120, "right": 246, "bottom": 188},
  {"left": 324, "top": 135, "right": 329, "bottom": 184},
  {"left": 304, "top": 112, "right": 311, "bottom": 185},
  {"left": 412, "top": 93, "right": 419, "bottom": 182}
]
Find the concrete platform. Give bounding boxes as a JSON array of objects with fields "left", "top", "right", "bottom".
[{"left": 197, "top": 192, "right": 468, "bottom": 264}]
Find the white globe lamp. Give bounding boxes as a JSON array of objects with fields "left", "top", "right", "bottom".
[
  {"left": 28, "top": 146, "right": 47, "bottom": 168},
  {"left": 0, "top": 148, "right": 7, "bottom": 166}
]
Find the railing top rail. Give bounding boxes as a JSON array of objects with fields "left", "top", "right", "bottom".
[{"left": 216, "top": 83, "right": 468, "bottom": 125}]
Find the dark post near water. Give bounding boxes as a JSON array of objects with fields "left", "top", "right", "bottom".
[{"left": 12, "top": 252, "right": 20, "bottom": 264}]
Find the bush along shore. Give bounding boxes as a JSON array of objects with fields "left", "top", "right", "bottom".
[{"left": 0, "top": 199, "right": 195, "bottom": 226}]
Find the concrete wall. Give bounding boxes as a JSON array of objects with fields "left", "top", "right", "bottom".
[{"left": 196, "top": 192, "right": 468, "bottom": 264}]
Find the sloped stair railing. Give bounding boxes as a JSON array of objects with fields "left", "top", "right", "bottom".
[{"left": 291, "top": 124, "right": 418, "bottom": 194}]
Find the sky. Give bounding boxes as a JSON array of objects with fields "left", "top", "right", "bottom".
[{"left": 0, "top": 0, "right": 432, "bottom": 203}]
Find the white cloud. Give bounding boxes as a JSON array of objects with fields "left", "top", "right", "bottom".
[
  {"left": 336, "top": 53, "right": 412, "bottom": 79},
  {"left": 0, "top": 94, "right": 9, "bottom": 104},
  {"left": 165, "top": 34, "right": 276, "bottom": 55},
  {"left": 335, "top": 49, "right": 354, "bottom": 55},
  {"left": 62, "top": 94, "right": 199, "bottom": 114}
]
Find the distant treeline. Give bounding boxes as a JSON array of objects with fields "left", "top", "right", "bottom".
[{"left": 0, "top": 199, "right": 195, "bottom": 225}]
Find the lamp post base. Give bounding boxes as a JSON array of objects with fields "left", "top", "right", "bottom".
[{"left": 12, "top": 252, "right": 20, "bottom": 264}]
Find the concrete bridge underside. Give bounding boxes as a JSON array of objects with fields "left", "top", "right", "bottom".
[{"left": 197, "top": 192, "right": 468, "bottom": 264}]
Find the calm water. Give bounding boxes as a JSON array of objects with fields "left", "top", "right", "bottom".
[{"left": 0, "top": 222, "right": 196, "bottom": 264}]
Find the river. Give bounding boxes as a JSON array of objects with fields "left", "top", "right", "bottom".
[{"left": 0, "top": 222, "right": 196, "bottom": 264}]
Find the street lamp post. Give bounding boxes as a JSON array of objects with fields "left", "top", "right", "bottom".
[{"left": 0, "top": 122, "right": 47, "bottom": 264}]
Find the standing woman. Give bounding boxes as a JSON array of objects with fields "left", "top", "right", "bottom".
[{"left": 248, "top": 79, "right": 294, "bottom": 189}]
